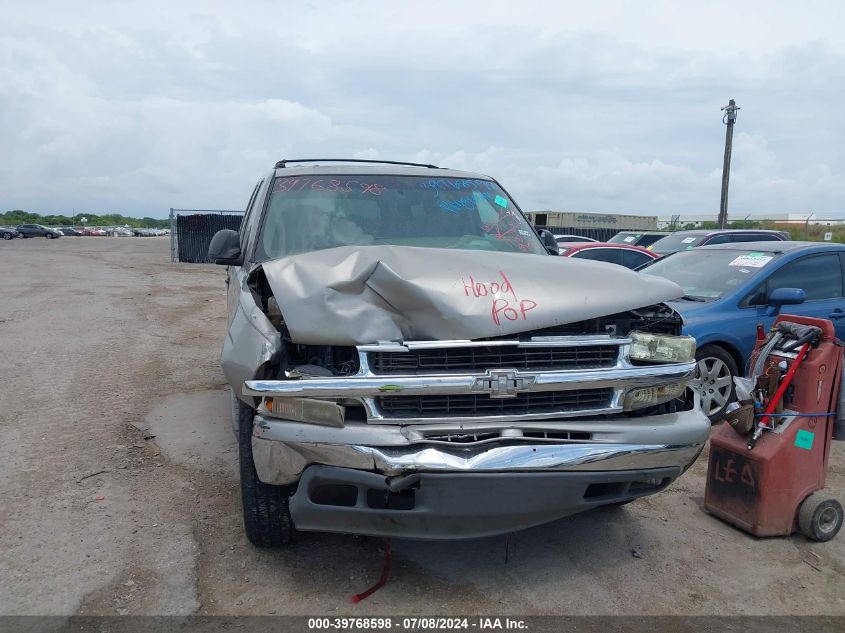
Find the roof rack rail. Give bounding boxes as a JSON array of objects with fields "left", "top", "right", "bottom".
[{"left": 274, "top": 158, "right": 440, "bottom": 169}]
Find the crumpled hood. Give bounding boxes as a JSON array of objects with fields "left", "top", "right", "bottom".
[{"left": 260, "top": 245, "right": 685, "bottom": 345}]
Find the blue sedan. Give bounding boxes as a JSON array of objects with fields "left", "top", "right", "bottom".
[{"left": 641, "top": 241, "right": 845, "bottom": 420}]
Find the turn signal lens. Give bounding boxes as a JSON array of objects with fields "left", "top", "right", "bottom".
[
  {"left": 261, "top": 397, "right": 345, "bottom": 427},
  {"left": 623, "top": 382, "right": 687, "bottom": 410}
]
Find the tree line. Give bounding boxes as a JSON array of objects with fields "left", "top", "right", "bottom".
[{"left": 0, "top": 209, "right": 170, "bottom": 228}]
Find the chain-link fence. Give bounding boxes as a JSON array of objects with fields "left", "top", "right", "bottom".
[{"left": 169, "top": 208, "right": 244, "bottom": 263}]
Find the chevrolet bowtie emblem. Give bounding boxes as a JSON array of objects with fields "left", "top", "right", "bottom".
[{"left": 471, "top": 370, "right": 537, "bottom": 398}]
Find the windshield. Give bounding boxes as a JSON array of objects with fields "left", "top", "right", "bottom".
[
  {"left": 255, "top": 175, "right": 546, "bottom": 260},
  {"left": 641, "top": 249, "right": 777, "bottom": 300},
  {"left": 608, "top": 232, "right": 642, "bottom": 245},
  {"left": 649, "top": 233, "right": 706, "bottom": 254}
]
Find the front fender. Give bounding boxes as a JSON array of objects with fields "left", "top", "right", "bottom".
[
  {"left": 221, "top": 289, "right": 282, "bottom": 408},
  {"left": 682, "top": 314, "right": 750, "bottom": 372}
]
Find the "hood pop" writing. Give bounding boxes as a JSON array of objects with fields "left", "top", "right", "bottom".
[{"left": 462, "top": 271, "right": 538, "bottom": 326}]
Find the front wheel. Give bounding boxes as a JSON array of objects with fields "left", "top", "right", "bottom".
[
  {"left": 2, "top": 232, "right": 12, "bottom": 240},
  {"left": 695, "top": 345, "right": 738, "bottom": 423},
  {"left": 46, "top": 233, "right": 54, "bottom": 239},
  {"left": 237, "top": 399, "right": 296, "bottom": 548},
  {"left": 19, "top": 233, "right": 27, "bottom": 239}
]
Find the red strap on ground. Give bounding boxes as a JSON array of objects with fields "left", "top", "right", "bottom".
[{"left": 351, "top": 538, "right": 392, "bottom": 603}]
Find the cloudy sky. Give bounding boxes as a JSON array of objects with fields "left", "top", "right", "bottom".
[{"left": 1, "top": 0, "right": 843, "bottom": 218}]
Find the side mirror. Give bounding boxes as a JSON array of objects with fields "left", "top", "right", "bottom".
[
  {"left": 767, "top": 287, "right": 806, "bottom": 315},
  {"left": 537, "top": 229, "right": 559, "bottom": 255},
  {"left": 208, "top": 229, "right": 243, "bottom": 265}
]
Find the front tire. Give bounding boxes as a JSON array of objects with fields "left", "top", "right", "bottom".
[
  {"left": 695, "top": 345, "right": 738, "bottom": 423},
  {"left": 46, "top": 233, "right": 54, "bottom": 239},
  {"left": 237, "top": 399, "right": 295, "bottom": 548},
  {"left": 2, "top": 232, "right": 11, "bottom": 240}
]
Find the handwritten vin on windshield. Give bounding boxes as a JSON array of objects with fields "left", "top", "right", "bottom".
[
  {"left": 273, "top": 178, "right": 386, "bottom": 195},
  {"left": 463, "top": 271, "right": 538, "bottom": 326}
]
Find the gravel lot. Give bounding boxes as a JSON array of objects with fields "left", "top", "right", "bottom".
[{"left": 1, "top": 237, "right": 844, "bottom": 617}]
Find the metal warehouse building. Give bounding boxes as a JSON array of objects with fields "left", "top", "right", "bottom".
[{"left": 527, "top": 211, "right": 659, "bottom": 241}]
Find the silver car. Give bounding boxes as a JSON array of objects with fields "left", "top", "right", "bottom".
[{"left": 209, "top": 159, "right": 710, "bottom": 547}]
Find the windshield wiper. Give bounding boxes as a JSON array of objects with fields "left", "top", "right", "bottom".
[{"left": 679, "top": 295, "right": 707, "bottom": 302}]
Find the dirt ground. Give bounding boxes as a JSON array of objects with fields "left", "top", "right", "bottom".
[{"left": 1, "top": 236, "right": 844, "bottom": 617}]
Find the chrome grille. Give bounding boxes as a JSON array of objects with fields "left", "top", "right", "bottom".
[
  {"left": 369, "top": 344, "right": 618, "bottom": 374},
  {"left": 376, "top": 388, "right": 614, "bottom": 418},
  {"left": 244, "top": 332, "right": 697, "bottom": 425}
]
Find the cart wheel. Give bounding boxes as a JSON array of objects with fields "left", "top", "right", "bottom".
[{"left": 798, "top": 493, "right": 843, "bottom": 542}]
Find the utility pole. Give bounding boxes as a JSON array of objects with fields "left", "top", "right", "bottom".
[{"left": 717, "top": 99, "right": 740, "bottom": 229}]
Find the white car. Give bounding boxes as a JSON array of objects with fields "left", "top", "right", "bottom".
[{"left": 554, "top": 234, "right": 598, "bottom": 243}]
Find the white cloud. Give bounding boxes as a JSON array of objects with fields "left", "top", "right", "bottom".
[
  {"left": 353, "top": 148, "right": 381, "bottom": 160},
  {"left": 0, "top": 1, "right": 843, "bottom": 217}
]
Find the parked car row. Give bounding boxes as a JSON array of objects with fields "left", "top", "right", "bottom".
[
  {"left": 1, "top": 224, "right": 169, "bottom": 239},
  {"left": 132, "top": 227, "right": 169, "bottom": 237},
  {"left": 544, "top": 228, "right": 790, "bottom": 269}
]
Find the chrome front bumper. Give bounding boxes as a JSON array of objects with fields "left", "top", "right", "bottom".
[{"left": 251, "top": 407, "right": 710, "bottom": 485}]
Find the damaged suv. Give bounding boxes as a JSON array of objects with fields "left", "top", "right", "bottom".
[{"left": 208, "top": 159, "right": 710, "bottom": 547}]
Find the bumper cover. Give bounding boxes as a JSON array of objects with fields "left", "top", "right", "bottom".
[{"left": 290, "top": 464, "right": 680, "bottom": 539}]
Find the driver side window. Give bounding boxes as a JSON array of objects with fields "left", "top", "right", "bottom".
[
  {"left": 745, "top": 254, "right": 843, "bottom": 306},
  {"left": 239, "top": 179, "right": 265, "bottom": 261},
  {"left": 240, "top": 180, "right": 263, "bottom": 242}
]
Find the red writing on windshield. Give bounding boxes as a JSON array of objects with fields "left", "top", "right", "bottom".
[
  {"left": 481, "top": 213, "right": 535, "bottom": 253},
  {"left": 274, "top": 178, "right": 385, "bottom": 195},
  {"left": 462, "top": 271, "right": 537, "bottom": 326}
]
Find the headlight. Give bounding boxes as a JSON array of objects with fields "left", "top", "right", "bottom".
[
  {"left": 629, "top": 331, "right": 696, "bottom": 363},
  {"left": 623, "top": 382, "right": 688, "bottom": 410}
]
